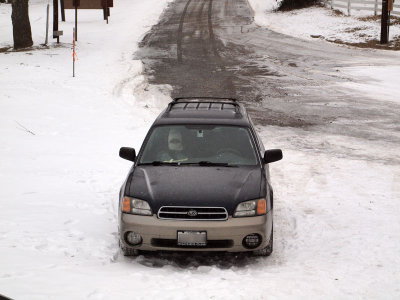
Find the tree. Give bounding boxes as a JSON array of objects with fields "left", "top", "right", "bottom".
[{"left": 11, "top": 0, "right": 33, "bottom": 49}]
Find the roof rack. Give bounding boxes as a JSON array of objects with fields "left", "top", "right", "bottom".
[
  {"left": 173, "top": 97, "right": 238, "bottom": 103},
  {"left": 168, "top": 97, "right": 240, "bottom": 112}
]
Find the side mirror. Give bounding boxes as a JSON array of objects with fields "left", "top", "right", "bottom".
[
  {"left": 119, "top": 147, "right": 136, "bottom": 162},
  {"left": 264, "top": 149, "right": 282, "bottom": 164}
]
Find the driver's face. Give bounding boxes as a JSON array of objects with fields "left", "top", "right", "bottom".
[{"left": 168, "top": 130, "right": 183, "bottom": 151}]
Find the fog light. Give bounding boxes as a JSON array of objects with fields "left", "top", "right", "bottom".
[
  {"left": 243, "top": 234, "right": 262, "bottom": 249},
  {"left": 125, "top": 232, "right": 142, "bottom": 246}
]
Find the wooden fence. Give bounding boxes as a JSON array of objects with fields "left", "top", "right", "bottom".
[{"left": 327, "top": 0, "right": 400, "bottom": 16}]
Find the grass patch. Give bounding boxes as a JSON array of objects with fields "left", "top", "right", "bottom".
[{"left": 327, "top": 36, "right": 400, "bottom": 50}]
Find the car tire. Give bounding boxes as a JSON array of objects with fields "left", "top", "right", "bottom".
[
  {"left": 119, "top": 239, "right": 140, "bottom": 256},
  {"left": 253, "top": 228, "right": 273, "bottom": 257}
]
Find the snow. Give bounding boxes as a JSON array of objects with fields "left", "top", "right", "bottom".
[
  {"left": 339, "top": 65, "right": 400, "bottom": 105},
  {"left": 248, "top": 4, "right": 400, "bottom": 44},
  {"left": 1, "top": 0, "right": 400, "bottom": 299}
]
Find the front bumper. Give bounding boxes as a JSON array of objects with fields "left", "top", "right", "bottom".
[{"left": 119, "top": 211, "right": 272, "bottom": 252}]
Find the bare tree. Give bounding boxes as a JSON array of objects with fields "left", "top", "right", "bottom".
[{"left": 11, "top": 0, "right": 33, "bottom": 49}]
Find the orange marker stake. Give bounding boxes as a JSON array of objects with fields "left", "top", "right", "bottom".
[{"left": 72, "top": 28, "right": 78, "bottom": 77}]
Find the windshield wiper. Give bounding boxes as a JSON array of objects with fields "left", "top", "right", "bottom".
[
  {"left": 138, "top": 161, "right": 179, "bottom": 166},
  {"left": 182, "top": 161, "right": 237, "bottom": 167}
]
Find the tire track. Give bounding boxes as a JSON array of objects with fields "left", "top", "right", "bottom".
[
  {"left": 208, "top": 0, "right": 220, "bottom": 59},
  {"left": 197, "top": 0, "right": 207, "bottom": 23},
  {"left": 197, "top": 0, "right": 208, "bottom": 57},
  {"left": 177, "top": 0, "right": 219, "bottom": 63},
  {"left": 177, "top": 0, "right": 192, "bottom": 63}
]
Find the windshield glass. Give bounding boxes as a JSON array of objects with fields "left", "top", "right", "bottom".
[{"left": 139, "top": 125, "right": 259, "bottom": 166}]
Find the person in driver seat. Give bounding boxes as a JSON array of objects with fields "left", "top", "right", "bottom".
[{"left": 159, "top": 128, "right": 188, "bottom": 162}]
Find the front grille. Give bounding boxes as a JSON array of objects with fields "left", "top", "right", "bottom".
[
  {"left": 151, "top": 238, "right": 234, "bottom": 249},
  {"left": 158, "top": 206, "right": 228, "bottom": 221}
]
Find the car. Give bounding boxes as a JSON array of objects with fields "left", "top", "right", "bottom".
[{"left": 118, "top": 97, "right": 282, "bottom": 256}]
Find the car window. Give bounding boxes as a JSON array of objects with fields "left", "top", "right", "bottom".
[{"left": 139, "top": 125, "right": 259, "bottom": 166}]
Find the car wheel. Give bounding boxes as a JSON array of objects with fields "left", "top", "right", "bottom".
[
  {"left": 119, "top": 239, "right": 140, "bottom": 256},
  {"left": 253, "top": 228, "right": 273, "bottom": 257}
]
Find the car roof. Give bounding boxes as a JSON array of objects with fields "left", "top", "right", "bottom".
[{"left": 153, "top": 97, "right": 252, "bottom": 127}]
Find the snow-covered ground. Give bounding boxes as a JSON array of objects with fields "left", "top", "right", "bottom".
[
  {"left": 249, "top": 0, "right": 400, "bottom": 45},
  {"left": 339, "top": 65, "right": 400, "bottom": 104},
  {"left": 1, "top": 0, "right": 400, "bottom": 299}
]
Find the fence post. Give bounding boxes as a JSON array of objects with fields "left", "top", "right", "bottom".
[
  {"left": 45, "top": 4, "right": 49, "bottom": 45},
  {"left": 53, "top": 0, "right": 59, "bottom": 43},
  {"left": 347, "top": 0, "right": 351, "bottom": 15},
  {"left": 374, "top": 0, "right": 378, "bottom": 15},
  {"left": 331, "top": 0, "right": 334, "bottom": 9}
]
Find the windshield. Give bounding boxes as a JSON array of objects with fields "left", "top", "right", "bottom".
[{"left": 139, "top": 125, "right": 259, "bottom": 166}]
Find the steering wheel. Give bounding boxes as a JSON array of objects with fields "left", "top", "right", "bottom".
[{"left": 216, "top": 148, "right": 242, "bottom": 157}]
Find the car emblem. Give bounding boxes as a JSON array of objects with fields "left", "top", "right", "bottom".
[{"left": 187, "top": 209, "right": 198, "bottom": 217}]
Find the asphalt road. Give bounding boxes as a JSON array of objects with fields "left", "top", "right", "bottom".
[{"left": 136, "top": 0, "right": 400, "bottom": 163}]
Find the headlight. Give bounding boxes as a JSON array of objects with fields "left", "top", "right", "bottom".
[
  {"left": 122, "top": 197, "right": 152, "bottom": 216},
  {"left": 233, "top": 199, "right": 267, "bottom": 217}
]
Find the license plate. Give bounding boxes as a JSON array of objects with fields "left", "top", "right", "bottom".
[{"left": 177, "top": 231, "right": 207, "bottom": 246}]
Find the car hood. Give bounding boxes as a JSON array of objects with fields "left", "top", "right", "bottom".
[{"left": 126, "top": 165, "right": 262, "bottom": 215}]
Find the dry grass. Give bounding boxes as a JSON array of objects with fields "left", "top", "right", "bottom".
[
  {"left": 327, "top": 36, "right": 400, "bottom": 50},
  {"left": 389, "top": 17, "right": 400, "bottom": 25},
  {"left": 0, "top": 46, "right": 12, "bottom": 53},
  {"left": 0, "top": 44, "right": 65, "bottom": 54},
  {"left": 331, "top": 9, "right": 345, "bottom": 16},
  {"left": 358, "top": 15, "right": 400, "bottom": 25},
  {"left": 343, "top": 27, "right": 368, "bottom": 33},
  {"left": 322, "top": 13, "right": 400, "bottom": 50},
  {"left": 358, "top": 15, "right": 381, "bottom": 22}
]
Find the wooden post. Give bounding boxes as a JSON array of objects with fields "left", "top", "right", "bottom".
[
  {"left": 331, "top": 0, "right": 334, "bottom": 9},
  {"left": 60, "top": 0, "right": 65, "bottom": 21},
  {"left": 74, "top": 1, "right": 78, "bottom": 41},
  {"left": 381, "top": 0, "right": 389, "bottom": 43},
  {"left": 73, "top": 27, "right": 75, "bottom": 77},
  {"left": 103, "top": 7, "right": 109, "bottom": 24},
  {"left": 45, "top": 4, "right": 49, "bottom": 45},
  {"left": 53, "top": 0, "right": 59, "bottom": 43},
  {"left": 374, "top": 0, "right": 378, "bottom": 15},
  {"left": 102, "top": 0, "right": 108, "bottom": 23}
]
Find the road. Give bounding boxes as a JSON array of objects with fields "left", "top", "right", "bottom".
[{"left": 136, "top": 0, "right": 400, "bottom": 164}]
